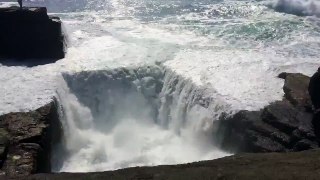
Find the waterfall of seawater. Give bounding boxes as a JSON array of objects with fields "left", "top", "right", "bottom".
[{"left": 54, "top": 66, "right": 229, "bottom": 172}]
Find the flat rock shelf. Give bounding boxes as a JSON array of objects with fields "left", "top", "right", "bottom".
[{"left": 14, "top": 149, "right": 320, "bottom": 180}]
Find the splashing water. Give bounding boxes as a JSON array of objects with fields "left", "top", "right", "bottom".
[
  {"left": 55, "top": 68, "right": 229, "bottom": 172},
  {"left": 271, "top": 0, "right": 320, "bottom": 17},
  {"left": 0, "top": 0, "right": 320, "bottom": 172}
]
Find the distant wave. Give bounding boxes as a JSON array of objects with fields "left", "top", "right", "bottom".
[
  {"left": 24, "top": 0, "right": 111, "bottom": 13},
  {"left": 270, "top": 0, "right": 320, "bottom": 17}
]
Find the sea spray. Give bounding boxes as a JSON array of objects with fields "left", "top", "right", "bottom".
[{"left": 54, "top": 67, "right": 229, "bottom": 172}]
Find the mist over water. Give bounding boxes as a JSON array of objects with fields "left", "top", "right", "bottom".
[{"left": 55, "top": 68, "right": 228, "bottom": 172}]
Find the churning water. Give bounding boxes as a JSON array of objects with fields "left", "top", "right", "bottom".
[
  {"left": 1, "top": 0, "right": 320, "bottom": 173},
  {"left": 54, "top": 67, "right": 228, "bottom": 172}
]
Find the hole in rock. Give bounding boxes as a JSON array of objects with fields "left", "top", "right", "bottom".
[{"left": 53, "top": 65, "right": 228, "bottom": 172}]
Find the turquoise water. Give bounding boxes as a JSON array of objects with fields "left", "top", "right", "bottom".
[{"left": 24, "top": 0, "right": 320, "bottom": 49}]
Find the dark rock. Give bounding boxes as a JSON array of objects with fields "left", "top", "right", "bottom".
[
  {"left": 18, "top": 149, "right": 320, "bottom": 180},
  {"left": 0, "top": 7, "right": 65, "bottom": 60},
  {"left": 309, "top": 67, "right": 320, "bottom": 109},
  {"left": 293, "top": 139, "right": 317, "bottom": 151},
  {"left": 215, "top": 73, "right": 318, "bottom": 153},
  {"left": 309, "top": 68, "right": 320, "bottom": 144},
  {"left": 0, "top": 129, "right": 9, "bottom": 167},
  {"left": 312, "top": 111, "right": 320, "bottom": 144},
  {"left": 0, "top": 7, "right": 48, "bottom": 22},
  {"left": 282, "top": 73, "right": 311, "bottom": 109},
  {"left": 215, "top": 110, "right": 289, "bottom": 153},
  {"left": 261, "top": 101, "right": 313, "bottom": 134},
  {"left": 0, "top": 100, "right": 61, "bottom": 177},
  {"left": 278, "top": 72, "right": 288, "bottom": 79},
  {"left": 4, "top": 143, "right": 42, "bottom": 176},
  {"left": 246, "top": 130, "right": 287, "bottom": 152}
]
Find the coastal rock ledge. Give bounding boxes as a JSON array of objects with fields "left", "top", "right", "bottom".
[
  {"left": 0, "top": 7, "right": 65, "bottom": 60},
  {"left": 215, "top": 73, "right": 318, "bottom": 153},
  {"left": 0, "top": 101, "right": 61, "bottom": 177}
]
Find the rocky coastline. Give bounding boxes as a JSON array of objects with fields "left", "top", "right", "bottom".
[
  {"left": 0, "top": 5, "right": 319, "bottom": 180},
  {"left": 0, "top": 72, "right": 318, "bottom": 179},
  {"left": 214, "top": 73, "right": 318, "bottom": 153},
  {"left": 0, "top": 101, "right": 61, "bottom": 177}
]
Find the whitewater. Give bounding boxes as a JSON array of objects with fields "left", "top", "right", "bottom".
[{"left": 1, "top": 0, "right": 320, "bottom": 172}]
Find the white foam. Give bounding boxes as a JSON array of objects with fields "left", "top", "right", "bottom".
[
  {"left": 165, "top": 49, "right": 280, "bottom": 111},
  {"left": 1, "top": 5, "right": 319, "bottom": 114},
  {"left": 56, "top": 72, "right": 229, "bottom": 172},
  {"left": 0, "top": 2, "right": 17, "bottom": 8}
]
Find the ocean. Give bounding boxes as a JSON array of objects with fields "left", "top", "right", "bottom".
[{"left": 0, "top": 0, "right": 320, "bottom": 172}]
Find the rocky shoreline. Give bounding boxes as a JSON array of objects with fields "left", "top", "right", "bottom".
[
  {"left": 0, "top": 101, "right": 61, "bottom": 176},
  {"left": 0, "top": 72, "right": 318, "bottom": 179},
  {"left": 215, "top": 73, "right": 318, "bottom": 153}
]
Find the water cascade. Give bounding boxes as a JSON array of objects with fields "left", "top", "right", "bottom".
[{"left": 55, "top": 65, "right": 229, "bottom": 172}]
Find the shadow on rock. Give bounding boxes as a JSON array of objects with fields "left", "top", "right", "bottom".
[
  {"left": 0, "top": 7, "right": 66, "bottom": 62},
  {"left": 0, "top": 58, "right": 60, "bottom": 67}
]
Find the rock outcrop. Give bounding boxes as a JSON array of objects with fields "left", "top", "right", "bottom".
[
  {"left": 215, "top": 73, "right": 318, "bottom": 153},
  {"left": 16, "top": 149, "right": 320, "bottom": 180},
  {"left": 309, "top": 68, "right": 320, "bottom": 145},
  {"left": 0, "top": 7, "right": 65, "bottom": 60},
  {"left": 309, "top": 68, "right": 320, "bottom": 109},
  {"left": 0, "top": 101, "right": 61, "bottom": 177}
]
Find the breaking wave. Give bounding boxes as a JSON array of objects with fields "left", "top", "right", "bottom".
[{"left": 270, "top": 0, "right": 320, "bottom": 17}]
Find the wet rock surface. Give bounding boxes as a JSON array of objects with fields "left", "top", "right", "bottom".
[
  {"left": 215, "top": 73, "right": 318, "bottom": 153},
  {"left": 0, "top": 7, "right": 65, "bottom": 60},
  {"left": 14, "top": 149, "right": 320, "bottom": 180},
  {"left": 0, "top": 101, "right": 60, "bottom": 177}
]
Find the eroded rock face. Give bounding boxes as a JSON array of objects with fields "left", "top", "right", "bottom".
[
  {"left": 280, "top": 73, "right": 312, "bottom": 110},
  {"left": 0, "top": 7, "right": 65, "bottom": 60},
  {"left": 0, "top": 101, "right": 60, "bottom": 177},
  {"left": 215, "top": 73, "right": 318, "bottom": 153}
]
